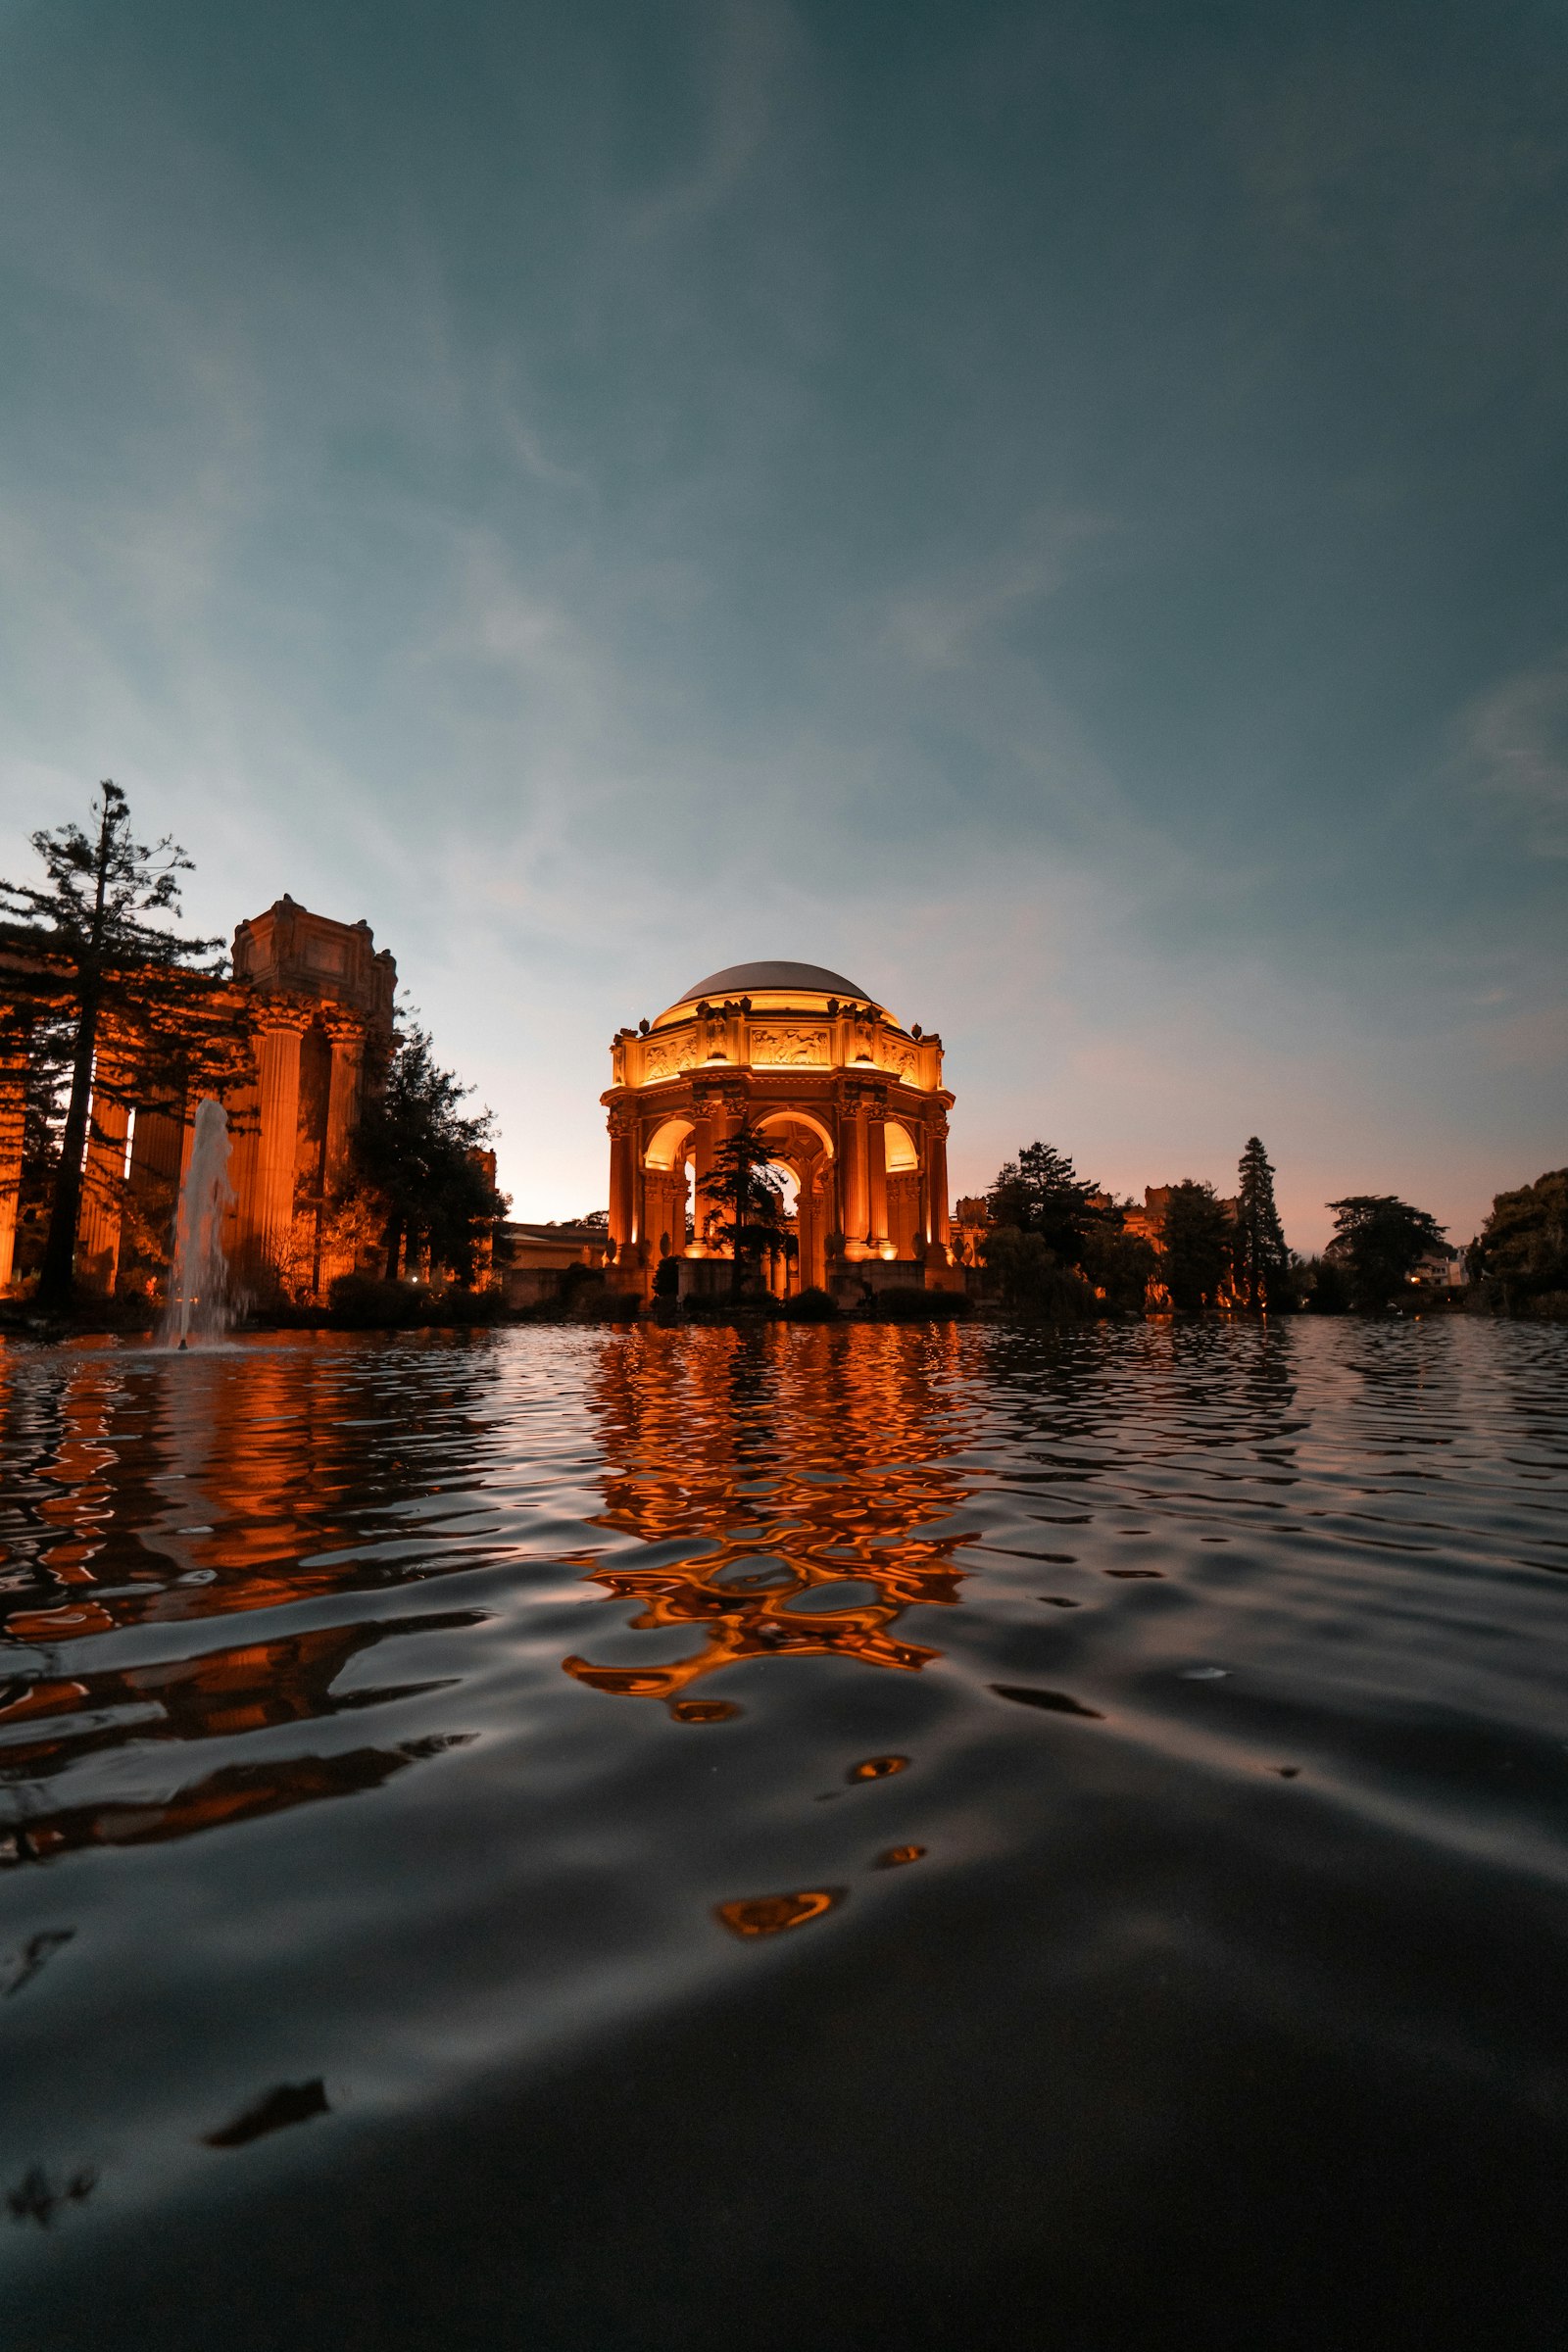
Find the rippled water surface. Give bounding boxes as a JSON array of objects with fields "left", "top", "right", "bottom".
[{"left": 2, "top": 1319, "right": 1566, "bottom": 2348}]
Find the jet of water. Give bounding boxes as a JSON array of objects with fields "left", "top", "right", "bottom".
[{"left": 163, "top": 1098, "right": 235, "bottom": 1348}]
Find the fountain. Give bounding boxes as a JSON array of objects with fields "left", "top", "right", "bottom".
[{"left": 163, "top": 1098, "right": 236, "bottom": 1348}]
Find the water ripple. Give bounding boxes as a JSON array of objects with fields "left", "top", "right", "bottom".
[{"left": 1, "top": 1319, "right": 1566, "bottom": 2347}]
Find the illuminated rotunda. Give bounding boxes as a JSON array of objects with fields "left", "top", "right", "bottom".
[{"left": 602, "top": 960, "right": 957, "bottom": 1298}]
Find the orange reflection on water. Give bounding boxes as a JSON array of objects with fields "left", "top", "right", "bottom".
[
  {"left": 0, "top": 1335, "right": 494, "bottom": 1866},
  {"left": 715, "top": 1887, "right": 844, "bottom": 1938},
  {"left": 563, "top": 1326, "right": 977, "bottom": 1714}
]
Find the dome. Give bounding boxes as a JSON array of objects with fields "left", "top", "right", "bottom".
[{"left": 676, "top": 959, "right": 869, "bottom": 1003}]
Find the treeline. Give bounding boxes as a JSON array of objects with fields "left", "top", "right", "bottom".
[
  {"left": 0, "top": 780, "right": 504, "bottom": 1314},
  {"left": 973, "top": 1138, "right": 1567, "bottom": 1319}
]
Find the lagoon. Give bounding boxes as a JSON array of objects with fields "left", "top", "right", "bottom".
[{"left": 3, "top": 1320, "right": 1566, "bottom": 2348}]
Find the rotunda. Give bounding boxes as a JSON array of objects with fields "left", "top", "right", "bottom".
[{"left": 602, "top": 960, "right": 957, "bottom": 1298}]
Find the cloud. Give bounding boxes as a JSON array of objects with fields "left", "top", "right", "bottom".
[
  {"left": 1463, "top": 654, "right": 1568, "bottom": 856},
  {"left": 629, "top": 0, "right": 794, "bottom": 239}
]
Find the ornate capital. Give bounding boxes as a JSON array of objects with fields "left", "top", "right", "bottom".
[
  {"left": 320, "top": 1008, "right": 366, "bottom": 1051},
  {"left": 837, "top": 1075, "right": 887, "bottom": 1116},
  {"left": 691, "top": 1074, "right": 746, "bottom": 1116},
  {"left": 256, "top": 997, "right": 316, "bottom": 1036}
]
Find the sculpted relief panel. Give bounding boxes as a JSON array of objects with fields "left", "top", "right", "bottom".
[
  {"left": 640, "top": 1037, "right": 690, "bottom": 1082},
  {"left": 750, "top": 1027, "right": 830, "bottom": 1067}
]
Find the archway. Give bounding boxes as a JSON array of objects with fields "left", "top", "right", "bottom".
[
  {"left": 756, "top": 1109, "right": 836, "bottom": 1293},
  {"left": 643, "top": 1117, "right": 695, "bottom": 1263}
]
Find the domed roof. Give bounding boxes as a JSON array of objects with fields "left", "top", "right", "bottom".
[{"left": 677, "top": 959, "right": 868, "bottom": 1002}]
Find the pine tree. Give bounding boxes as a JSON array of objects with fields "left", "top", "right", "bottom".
[
  {"left": 0, "top": 781, "right": 244, "bottom": 1309},
  {"left": 1232, "top": 1136, "right": 1291, "bottom": 1311},
  {"left": 697, "top": 1121, "right": 786, "bottom": 1298},
  {"left": 351, "top": 1019, "right": 506, "bottom": 1286},
  {"left": 986, "top": 1140, "right": 1108, "bottom": 1268}
]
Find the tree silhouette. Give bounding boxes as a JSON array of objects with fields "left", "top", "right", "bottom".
[
  {"left": 0, "top": 781, "right": 242, "bottom": 1308},
  {"left": 1326, "top": 1195, "right": 1446, "bottom": 1311},
  {"left": 352, "top": 1018, "right": 506, "bottom": 1285},
  {"left": 697, "top": 1121, "right": 786, "bottom": 1298},
  {"left": 1161, "top": 1180, "right": 1232, "bottom": 1311},
  {"left": 1232, "top": 1136, "right": 1291, "bottom": 1310},
  {"left": 986, "top": 1141, "right": 1107, "bottom": 1268},
  {"left": 1468, "top": 1168, "right": 1568, "bottom": 1313}
]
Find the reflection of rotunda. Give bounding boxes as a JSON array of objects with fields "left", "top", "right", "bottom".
[{"left": 602, "top": 960, "right": 956, "bottom": 1298}]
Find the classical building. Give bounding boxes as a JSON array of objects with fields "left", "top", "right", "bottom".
[
  {"left": 0, "top": 895, "right": 395, "bottom": 1299},
  {"left": 499, "top": 1219, "right": 613, "bottom": 1311},
  {"left": 601, "top": 959, "right": 957, "bottom": 1299}
]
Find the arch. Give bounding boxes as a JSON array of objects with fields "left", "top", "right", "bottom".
[
  {"left": 884, "top": 1119, "right": 919, "bottom": 1173},
  {"left": 644, "top": 1116, "right": 695, "bottom": 1171},
  {"left": 756, "top": 1106, "right": 836, "bottom": 1160}
]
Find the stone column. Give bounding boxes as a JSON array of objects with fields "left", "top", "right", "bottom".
[
  {"left": 928, "top": 1116, "right": 952, "bottom": 1256},
  {"left": 840, "top": 1101, "right": 869, "bottom": 1252},
  {"left": 608, "top": 1110, "right": 637, "bottom": 1261},
  {"left": 316, "top": 1015, "right": 365, "bottom": 1289},
  {"left": 867, "top": 1113, "right": 889, "bottom": 1250},
  {"left": 323, "top": 1015, "right": 364, "bottom": 1185},
  {"left": 76, "top": 1053, "right": 130, "bottom": 1295},
  {"left": 0, "top": 1031, "right": 28, "bottom": 1293},
  {"left": 253, "top": 1006, "right": 308, "bottom": 1281}
]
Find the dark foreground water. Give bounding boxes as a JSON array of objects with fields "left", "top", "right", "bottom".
[{"left": 1, "top": 1320, "right": 1566, "bottom": 2350}]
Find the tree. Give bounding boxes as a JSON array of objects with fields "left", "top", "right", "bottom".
[
  {"left": 979, "top": 1225, "right": 1092, "bottom": 1319},
  {"left": 0, "top": 781, "right": 242, "bottom": 1309},
  {"left": 1161, "top": 1180, "right": 1233, "bottom": 1311},
  {"left": 987, "top": 1141, "right": 1109, "bottom": 1268},
  {"left": 1231, "top": 1137, "right": 1291, "bottom": 1311},
  {"left": 1080, "top": 1219, "right": 1160, "bottom": 1315},
  {"left": 697, "top": 1121, "right": 786, "bottom": 1298},
  {"left": 1325, "top": 1195, "right": 1446, "bottom": 1311},
  {"left": 351, "top": 1019, "right": 506, "bottom": 1287},
  {"left": 1469, "top": 1168, "right": 1568, "bottom": 1315},
  {"left": 1304, "top": 1256, "right": 1350, "bottom": 1314}
]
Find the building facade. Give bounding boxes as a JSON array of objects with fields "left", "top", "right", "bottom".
[
  {"left": 0, "top": 895, "right": 395, "bottom": 1299},
  {"left": 601, "top": 959, "right": 957, "bottom": 1299}
]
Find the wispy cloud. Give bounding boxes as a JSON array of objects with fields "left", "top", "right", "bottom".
[{"left": 1463, "top": 654, "right": 1568, "bottom": 857}]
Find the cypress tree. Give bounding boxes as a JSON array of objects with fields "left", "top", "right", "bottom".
[{"left": 1233, "top": 1136, "right": 1291, "bottom": 1311}]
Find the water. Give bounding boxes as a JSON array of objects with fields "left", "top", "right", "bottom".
[
  {"left": 161, "top": 1097, "right": 235, "bottom": 1348},
  {"left": 1, "top": 1319, "right": 1565, "bottom": 2348}
]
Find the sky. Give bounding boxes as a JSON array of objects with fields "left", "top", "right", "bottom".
[{"left": 1, "top": 0, "right": 1564, "bottom": 1250}]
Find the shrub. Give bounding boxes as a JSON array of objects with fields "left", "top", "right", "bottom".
[
  {"left": 571, "top": 1287, "right": 642, "bottom": 1322},
  {"left": 783, "top": 1286, "right": 838, "bottom": 1321},
  {"left": 874, "top": 1286, "right": 971, "bottom": 1321},
  {"left": 325, "top": 1274, "right": 505, "bottom": 1328},
  {"left": 328, "top": 1274, "right": 427, "bottom": 1328}
]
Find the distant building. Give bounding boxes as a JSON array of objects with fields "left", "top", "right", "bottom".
[
  {"left": 600, "top": 959, "right": 958, "bottom": 1302},
  {"left": 0, "top": 894, "right": 395, "bottom": 1300},
  {"left": 497, "top": 1220, "right": 613, "bottom": 1310}
]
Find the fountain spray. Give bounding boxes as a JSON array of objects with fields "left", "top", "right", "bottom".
[{"left": 164, "top": 1098, "right": 235, "bottom": 1348}]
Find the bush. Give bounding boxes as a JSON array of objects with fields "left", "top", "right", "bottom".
[
  {"left": 328, "top": 1275, "right": 428, "bottom": 1328},
  {"left": 874, "top": 1286, "right": 971, "bottom": 1321},
  {"left": 571, "top": 1287, "right": 642, "bottom": 1322},
  {"left": 325, "top": 1274, "right": 505, "bottom": 1329},
  {"left": 653, "top": 1254, "right": 681, "bottom": 1298},
  {"left": 783, "top": 1286, "right": 838, "bottom": 1321}
]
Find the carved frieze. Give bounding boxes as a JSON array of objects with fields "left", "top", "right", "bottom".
[
  {"left": 750, "top": 1026, "right": 829, "bottom": 1067},
  {"left": 640, "top": 1035, "right": 689, "bottom": 1082}
]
